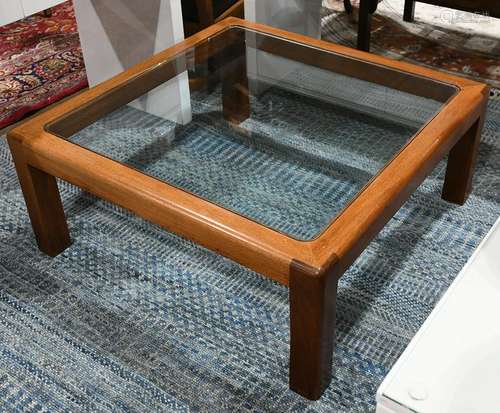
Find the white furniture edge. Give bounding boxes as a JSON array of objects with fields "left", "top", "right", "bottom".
[
  {"left": 376, "top": 215, "right": 500, "bottom": 413},
  {"left": 0, "top": 0, "right": 64, "bottom": 27},
  {"left": 73, "top": 0, "right": 191, "bottom": 124}
]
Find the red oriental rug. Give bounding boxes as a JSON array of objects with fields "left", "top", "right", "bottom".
[
  {"left": 0, "top": 1, "right": 87, "bottom": 129},
  {"left": 322, "top": 0, "right": 500, "bottom": 89}
]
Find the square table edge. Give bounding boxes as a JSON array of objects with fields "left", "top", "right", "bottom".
[
  {"left": 5, "top": 18, "right": 489, "bottom": 285},
  {"left": 10, "top": 17, "right": 481, "bottom": 139},
  {"left": 309, "top": 83, "right": 489, "bottom": 273},
  {"left": 223, "top": 17, "right": 481, "bottom": 90}
]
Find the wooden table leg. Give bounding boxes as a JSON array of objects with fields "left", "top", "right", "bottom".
[
  {"left": 403, "top": 0, "right": 416, "bottom": 22},
  {"left": 8, "top": 138, "right": 71, "bottom": 256},
  {"left": 195, "top": 0, "right": 215, "bottom": 30},
  {"left": 222, "top": 53, "right": 250, "bottom": 124},
  {"left": 289, "top": 260, "right": 338, "bottom": 400},
  {"left": 441, "top": 117, "right": 484, "bottom": 205}
]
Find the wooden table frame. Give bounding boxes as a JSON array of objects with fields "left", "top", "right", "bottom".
[{"left": 7, "top": 18, "right": 488, "bottom": 400}]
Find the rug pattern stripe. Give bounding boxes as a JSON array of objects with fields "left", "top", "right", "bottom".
[{"left": 0, "top": 82, "right": 499, "bottom": 413}]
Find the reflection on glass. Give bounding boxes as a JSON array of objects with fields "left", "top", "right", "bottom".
[{"left": 47, "top": 28, "right": 457, "bottom": 240}]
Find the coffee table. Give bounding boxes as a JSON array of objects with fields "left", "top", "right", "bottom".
[{"left": 7, "top": 18, "right": 488, "bottom": 400}]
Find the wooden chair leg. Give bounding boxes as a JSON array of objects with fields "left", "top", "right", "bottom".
[
  {"left": 357, "top": 0, "right": 373, "bottom": 52},
  {"left": 403, "top": 0, "right": 416, "bottom": 22},
  {"left": 289, "top": 260, "right": 338, "bottom": 400},
  {"left": 8, "top": 138, "right": 71, "bottom": 256},
  {"left": 344, "top": 0, "right": 353, "bottom": 14},
  {"left": 441, "top": 117, "right": 484, "bottom": 205}
]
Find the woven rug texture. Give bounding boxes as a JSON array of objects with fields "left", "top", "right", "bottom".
[
  {"left": 0, "top": 1, "right": 87, "bottom": 128},
  {"left": 1, "top": 83, "right": 499, "bottom": 411},
  {"left": 0, "top": 2, "right": 500, "bottom": 412},
  {"left": 322, "top": 0, "right": 500, "bottom": 88},
  {"left": 68, "top": 85, "right": 427, "bottom": 241}
]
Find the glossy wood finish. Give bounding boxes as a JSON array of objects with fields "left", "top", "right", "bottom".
[
  {"left": 8, "top": 138, "right": 71, "bottom": 256},
  {"left": 442, "top": 114, "right": 485, "bottom": 205},
  {"left": 7, "top": 18, "right": 489, "bottom": 400},
  {"left": 315, "top": 84, "right": 488, "bottom": 277},
  {"left": 289, "top": 257, "right": 339, "bottom": 400}
]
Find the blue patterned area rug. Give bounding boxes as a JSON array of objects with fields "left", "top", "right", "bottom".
[{"left": 0, "top": 89, "right": 499, "bottom": 412}]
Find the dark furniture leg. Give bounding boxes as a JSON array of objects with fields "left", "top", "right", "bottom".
[
  {"left": 344, "top": 0, "right": 353, "bottom": 14},
  {"left": 403, "top": 0, "right": 416, "bottom": 22},
  {"left": 222, "top": 51, "right": 250, "bottom": 124},
  {"left": 194, "top": 0, "right": 215, "bottom": 29},
  {"left": 442, "top": 117, "right": 483, "bottom": 205},
  {"left": 7, "top": 138, "right": 71, "bottom": 256},
  {"left": 289, "top": 260, "right": 338, "bottom": 400},
  {"left": 357, "top": 0, "right": 375, "bottom": 52}
]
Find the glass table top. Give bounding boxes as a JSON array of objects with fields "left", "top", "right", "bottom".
[{"left": 46, "top": 27, "right": 458, "bottom": 240}]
